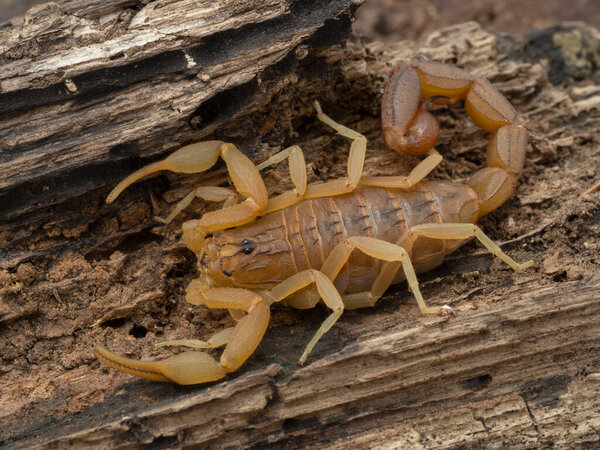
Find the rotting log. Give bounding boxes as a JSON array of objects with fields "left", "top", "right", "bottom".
[
  {"left": 1, "top": 1, "right": 600, "bottom": 447},
  {"left": 19, "top": 275, "right": 600, "bottom": 448}
]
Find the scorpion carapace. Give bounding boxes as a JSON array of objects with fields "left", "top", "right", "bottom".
[{"left": 96, "top": 60, "right": 533, "bottom": 385}]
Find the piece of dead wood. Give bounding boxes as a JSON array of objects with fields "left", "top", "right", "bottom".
[
  {"left": 1, "top": 1, "right": 600, "bottom": 448},
  {"left": 16, "top": 275, "right": 600, "bottom": 448}
]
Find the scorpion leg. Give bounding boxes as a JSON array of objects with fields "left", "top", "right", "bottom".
[
  {"left": 96, "top": 285, "right": 270, "bottom": 384},
  {"left": 359, "top": 149, "right": 443, "bottom": 189},
  {"left": 155, "top": 186, "right": 237, "bottom": 224},
  {"left": 256, "top": 104, "right": 367, "bottom": 206},
  {"left": 278, "top": 101, "right": 368, "bottom": 203},
  {"left": 314, "top": 100, "right": 367, "bottom": 190},
  {"left": 301, "top": 101, "right": 442, "bottom": 201},
  {"left": 265, "top": 269, "right": 344, "bottom": 365},
  {"left": 320, "top": 236, "right": 451, "bottom": 315},
  {"left": 257, "top": 145, "right": 307, "bottom": 193},
  {"left": 316, "top": 95, "right": 444, "bottom": 189},
  {"left": 255, "top": 145, "right": 308, "bottom": 213},
  {"left": 410, "top": 223, "right": 534, "bottom": 271}
]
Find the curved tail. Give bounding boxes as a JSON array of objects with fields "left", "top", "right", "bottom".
[{"left": 382, "top": 60, "right": 527, "bottom": 215}]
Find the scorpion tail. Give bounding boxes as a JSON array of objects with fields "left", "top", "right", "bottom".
[
  {"left": 383, "top": 60, "right": 528, "bottom": 216},
  {"left": 467, "top": 124, "right": 527, "bottom": 215}
]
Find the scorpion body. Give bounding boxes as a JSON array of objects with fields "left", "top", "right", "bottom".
[
  {"left": 96, "top": 60, "right": 533, "bottom": 385},
  {"left": 201, "top": 182, "right": 478, "bottom": 294}
]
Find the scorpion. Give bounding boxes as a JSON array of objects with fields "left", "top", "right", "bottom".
[{"left": 96, "top": 60, "right": 533, "bottom": 385}]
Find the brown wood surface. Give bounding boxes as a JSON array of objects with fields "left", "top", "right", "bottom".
[
  {"left": 1, "top": 0, "right": 600, "bottom": 447},
  {"left": 25, "top": 275, "right": 600, "bottom": 448}
]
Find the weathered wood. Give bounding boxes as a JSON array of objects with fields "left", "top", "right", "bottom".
[
  {"left": 21, "top": 275, "right": 600, "bottom": 448},
  {"left": 1, "top": 2, "right": 600, "bottom": 448},
  {"left": 0, "top": 0, "right": 361, "bottom": 241}
]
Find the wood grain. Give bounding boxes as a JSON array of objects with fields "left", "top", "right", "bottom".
[{"left": 21, "top": 275, "right": 600, "bottom": 448}]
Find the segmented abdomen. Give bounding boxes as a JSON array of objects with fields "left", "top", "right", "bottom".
[
  {"left": 282, "top": 181, "right": 479, "bottom": 292},
  {"left": 214, "top": 181, "right": 479, "bottom": 291}
]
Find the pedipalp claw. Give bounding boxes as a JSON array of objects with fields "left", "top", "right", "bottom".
[
  {"left": 106, "top": 141, "right": 225, "bottom": 204},
  {"left": 95, "top": 345, "right": 226, "bottom": 385}
]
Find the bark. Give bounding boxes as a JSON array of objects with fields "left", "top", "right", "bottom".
[
  {"left": 19, "top": 276, "right": 600, "bottom": 448},
  {"left": 0, "top": 0, "right": 361, "bottom": 267},
  {"left": 1, "top": 1, "right": 600, "bottom": 447}
]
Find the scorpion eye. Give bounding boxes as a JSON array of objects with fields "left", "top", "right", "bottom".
[{"left": 241, "top": 239, "right": 255, "bottom": 255}]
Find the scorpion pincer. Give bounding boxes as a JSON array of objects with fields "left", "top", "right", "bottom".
[{"left": 96, "top": 60, "right": 533, "bottom": 385}]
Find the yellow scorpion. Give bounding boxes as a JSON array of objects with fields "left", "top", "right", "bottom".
[{"left": 96, "top": 60, "right": 533, "bottom": 384}]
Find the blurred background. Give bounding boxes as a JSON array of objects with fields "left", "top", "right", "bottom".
[
  {"left": 0, "top": 0, "right": 41, "bottom": 22},
  {"left": 353, "top": 0, "right": 600, "bottom": 41},
  {"left": 2, "top": 0, "right": 599, "bottom": 39}
]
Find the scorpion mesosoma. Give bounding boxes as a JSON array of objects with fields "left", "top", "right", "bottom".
[{"left": 96, "top": 60, "right": 533, "bottom": 385}]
